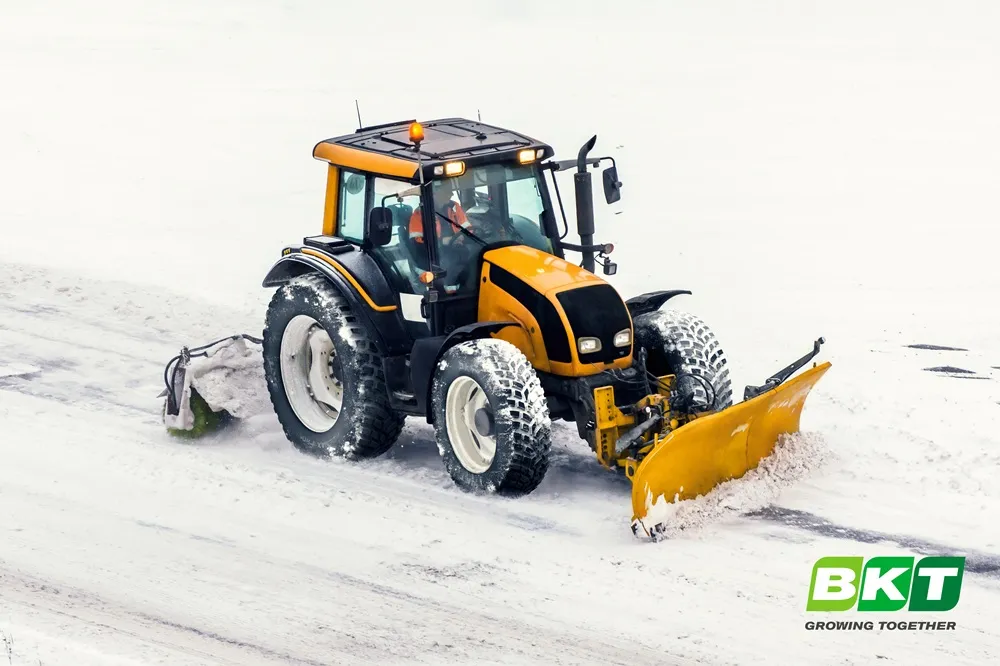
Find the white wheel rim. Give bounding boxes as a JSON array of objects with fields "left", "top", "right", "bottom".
[
  {"left": 280, "top": 314, "right": 343, "bottom": 433},
  {"left": 445, "top": 376, "right": 497, "bottom": 474}
]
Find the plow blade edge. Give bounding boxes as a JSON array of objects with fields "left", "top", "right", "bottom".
[{"left": 630, "top": 361, "right": 831, "bottom": 536}]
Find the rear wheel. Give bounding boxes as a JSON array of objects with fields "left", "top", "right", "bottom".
[
  {"left": 633, "top": 308, "right": 733, "bottom": 411},
  {"left": 262, "top": 274, "right": 404, "bottom": 459},
  {"left": 431, "top": 339, "right": 551, "bottom": 495}
]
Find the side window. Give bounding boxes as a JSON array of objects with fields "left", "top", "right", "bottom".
[
  {"left": 337, "top": 170, "right": 367, "bottom": 241},
  {"left": 372, "top": 177, "right": 426, "bottom": 294},
  {"left": 373, "top": 177, "right": 421, "bottom": 240}
]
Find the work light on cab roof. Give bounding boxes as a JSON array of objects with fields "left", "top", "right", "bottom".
[{"left": 158, "top": 115, "right": 831, "bottom": 542}]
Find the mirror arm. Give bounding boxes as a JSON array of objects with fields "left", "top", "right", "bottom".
[
  {"left": 547, "top": 158, "right": 599, "bottom": 172},
  {"left": 561, "top": 241, "right": 613, "bottom": 254},
  {"left": 547, "top": 155, "right": 616, "bottom": 172}
]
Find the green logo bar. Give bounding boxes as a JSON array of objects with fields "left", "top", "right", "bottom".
[
  {"left": 909, "top": 556, "right": 965, "bottom": 611},
  {"left": 807, "top": 556, "right": 965, "bottom": 612},
  {"left": 807, "top": 557, "right": 863, "bottom": 611},
  {"left": 857, "top": 557, "right": 914, "bottom": 611}
]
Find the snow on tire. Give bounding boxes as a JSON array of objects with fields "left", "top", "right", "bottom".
[
  {"left": 262, "top": 273, "right": 404, "bottom": 459},
  {"left": 633, "top": 308, "right": 734, "bottom": 411},
  {"left": 431, "top": 338, "right": 551, "bottom": 495}
]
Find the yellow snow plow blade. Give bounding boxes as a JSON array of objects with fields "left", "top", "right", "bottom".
[{"left": 630, "top": 361, "right": 831, "bottom": 537}]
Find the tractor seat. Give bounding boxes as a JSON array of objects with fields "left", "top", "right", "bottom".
[
  {"left": 386, "top": 202, "right": 413, "bottom": 228},
  {"left": 388, "top": 203, "right": 430, "bottom": 272}
]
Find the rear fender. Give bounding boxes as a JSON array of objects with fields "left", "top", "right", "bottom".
[
  {"left": 410, "top": 321, "right": 520, "bottom": 420},
  {"left": 261, "top": 253, "right": 401, "bottom": 354}
]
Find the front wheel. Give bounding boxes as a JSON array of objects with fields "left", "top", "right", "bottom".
[
  {"left": 633, "top": 308, "right": 734, "bottom": 412},
  {"left": 431, "top": 339, "right": 552, "bottom": 495}
]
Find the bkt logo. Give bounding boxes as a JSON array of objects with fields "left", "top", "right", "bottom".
[{"left": 807, "top": 556, "right": 965, "bottom": 612}]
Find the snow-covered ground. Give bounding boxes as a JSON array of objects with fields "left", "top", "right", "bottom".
[{"left": 2, "top": 1, "right": 999, "bottom": 664}]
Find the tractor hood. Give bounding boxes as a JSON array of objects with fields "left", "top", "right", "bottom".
[
  {"left": 478, "top": 245, "right": 633, "bottom": 377},
  {"left": 482, "top": 245, "right": 607, "bottom": 296}
]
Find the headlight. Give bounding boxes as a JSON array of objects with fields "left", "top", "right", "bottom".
[
  {"left": 613, "top": 329, "right": 631, "bottom": 347},
  {"left": 578, "top": 337, "right": 602, "bottom": 354}
]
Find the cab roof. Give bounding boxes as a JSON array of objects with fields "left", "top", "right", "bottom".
[{"left": 312, "top": 117, "right": 553, "bottom": 181}]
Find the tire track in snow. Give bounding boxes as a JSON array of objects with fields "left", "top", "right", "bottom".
[
  {"left": 746, "top": 507, "right": 1000, "bottom": 577},
  {"left": 1, "top": 567, "right": 333, "bottom": 666}
]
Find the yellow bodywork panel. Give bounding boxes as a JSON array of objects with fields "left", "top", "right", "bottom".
[
  {"left": 322, "top": 165, "right": 339, "bottom": 235},
  {"left": 629, "top": 361, "right": 831, "bottom": 537},
  {"left": 313, "top": 142, "right": 418, "bottom": 179},
  {"left": 479, "top": 245, "right": 633, "bottom": 377},
  {"left": 478, "top": 262, "right": 552, "bottom": 369}
]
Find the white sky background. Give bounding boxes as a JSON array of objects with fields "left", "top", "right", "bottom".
[{"left": 1, "top": 0, "right": 997, "bottom": 363}]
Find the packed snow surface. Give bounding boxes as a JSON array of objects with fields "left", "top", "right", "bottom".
[{"left": 2, "top": 1, "right": 1000, "bottom": 664}]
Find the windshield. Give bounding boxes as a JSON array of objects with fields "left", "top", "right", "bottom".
[{"left": 430, "top": 163, "right": 553, "bottom": 253}]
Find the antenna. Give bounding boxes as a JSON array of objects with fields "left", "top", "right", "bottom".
[
  {"left": 478, "top": 108, "right": 482, "bottom": 122},
  {"left": 355, "top": 100, "right": 363, "bottom": 129}
]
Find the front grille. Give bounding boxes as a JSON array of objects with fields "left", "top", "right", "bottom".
[{"left": 556, "top": 285, "right": 632, "bottom": 364}]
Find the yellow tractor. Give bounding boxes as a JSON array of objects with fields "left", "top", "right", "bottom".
[{"left": 161, "top": 117, "right": 831, "bottom": 538}]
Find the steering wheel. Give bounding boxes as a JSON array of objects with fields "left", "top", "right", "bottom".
[{"left": 441, "top": 237, "right": 480, "bottom": 290}]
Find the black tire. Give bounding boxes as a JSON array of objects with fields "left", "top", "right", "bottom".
[
  {"left": 262, "top": 273, "right": 404, "bottom": 459},
  {"left": 633, "top": 308, "right": 733, "bottom": 411},
  {"left": 431, "top": 338, "right": 551, "bottom": 495}
]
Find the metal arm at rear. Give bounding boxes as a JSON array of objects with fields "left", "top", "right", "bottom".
[{"left": 743, "top": 337, "right": 826, "bottom": 401}]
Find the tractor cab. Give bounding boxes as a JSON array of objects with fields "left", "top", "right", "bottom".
[
  {"left": 376, "top": 159, "right": 557, "bottom": 295},
  {"left": 307, "top": 117, "right": 622, "bottom": 341}
]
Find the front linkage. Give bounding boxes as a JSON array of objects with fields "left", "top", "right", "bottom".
[
  {"left": 744, "top": 337, "right": 826, "bottom": 400},
  {"left": 592, "top": 337, "right": 827, "bottom": 478}
]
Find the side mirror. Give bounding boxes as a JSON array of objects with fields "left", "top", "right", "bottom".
[
  {"left": 367, "top": 207, "right": 393, "bottom": 247},
  {"left": 603, "top": 165, "right": 622, "bottom": 204}
]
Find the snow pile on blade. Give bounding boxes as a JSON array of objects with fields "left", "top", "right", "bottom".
[
  {"left": 162, "top": 336, "right": 269, "bottom": 432},
  {"left": 636, "top": 431, "right": 831, "bottom": 540}
]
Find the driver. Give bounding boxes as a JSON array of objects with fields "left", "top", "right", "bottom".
[
  {"left": 407, "top": 181, "right": 473, "bottom": 247},
  {"left": 407, "top": 180, "right": 483, "bottom": 293}
]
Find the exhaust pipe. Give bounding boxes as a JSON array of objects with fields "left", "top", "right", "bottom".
[{"left": 574, "top": 135, "right": 598, "bottom": 273}]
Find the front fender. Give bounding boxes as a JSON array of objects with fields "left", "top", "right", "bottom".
[{"left": 625, "top": 290, "right": 692, "bottom": 318}]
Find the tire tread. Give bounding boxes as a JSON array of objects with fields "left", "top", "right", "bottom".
[{"left": 263, "top": 273, "right": 404, "bottom": 459}]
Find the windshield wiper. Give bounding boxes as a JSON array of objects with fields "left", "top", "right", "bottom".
[{"left": 435, "top": 211, "right": 488, "bottom": 246}]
